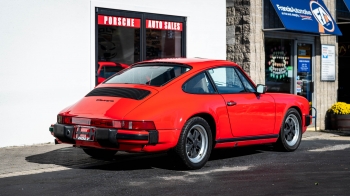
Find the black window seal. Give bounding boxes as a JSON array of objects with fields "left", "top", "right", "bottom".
[{"left": 233, "top": 67, "right": 257, "bottom": 93}]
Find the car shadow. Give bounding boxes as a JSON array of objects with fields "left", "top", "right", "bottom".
[
  {"left": 209, "top": 144, "right": 275, "bottom": 161},
  {"left": 25, "top": 144, "right": 275, "bottom": 171}
]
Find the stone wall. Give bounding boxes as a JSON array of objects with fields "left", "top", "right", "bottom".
[{"left": 226, "top": 0, "right": 264, "bottom": 84}]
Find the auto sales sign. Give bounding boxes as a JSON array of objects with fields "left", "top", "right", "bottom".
[{"left": 270, "top": 0, "right": 342, "bottom": 35}]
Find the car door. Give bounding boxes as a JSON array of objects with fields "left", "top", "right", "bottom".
[{"left": 207, "top": 66, "right": 275, "bottom": 137}]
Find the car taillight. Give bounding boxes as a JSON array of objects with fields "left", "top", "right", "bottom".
[
  {"left": 113, "top": 120, "right": 156, "bottom": 130},
  {"left": 57, "top": 115, "right": 72, "bottom": 124},
  {"left": 57, "top": 115, "right": 156, "bottom": 130}
]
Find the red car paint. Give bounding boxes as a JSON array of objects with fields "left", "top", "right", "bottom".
[
  {"left": 52, "top": 58, "right": 311, "bottom": 169},
  {"left": 97, "top": 62, "right": 129, "bottom": 84}
]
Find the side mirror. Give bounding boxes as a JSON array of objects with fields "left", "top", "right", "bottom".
[{"left": 256, "top": 84, "right": 267, "bottom": 94}]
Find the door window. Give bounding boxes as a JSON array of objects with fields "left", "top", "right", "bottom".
[
  {"left": 235, "top": 68, "right": 256, "bottom": 92},
  {"left": 296, "top": 43, "right": 313, "bottom": 102},
  {"left": 208, "top": 67, "right": 245, "bottom": 93}
]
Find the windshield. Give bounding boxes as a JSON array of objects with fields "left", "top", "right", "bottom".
[{"left": 105, "top": 64, "right": 191, "bottom": 86}]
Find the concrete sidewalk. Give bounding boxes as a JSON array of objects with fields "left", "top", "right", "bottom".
[{"left": 0, "top": 130, "right": 349, "bottom": 179}]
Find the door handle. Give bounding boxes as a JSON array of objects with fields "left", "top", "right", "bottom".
[{"left": 227, "top": 101, "right": 237, "bottom": 106}]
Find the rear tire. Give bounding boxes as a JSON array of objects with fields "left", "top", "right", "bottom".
[
  {"left": 83, "top": 148, "right": 117, "bottom": 159},
  {"left": 174, "top": 117, "right": 213, "bottom": 170},
  {"left": 276, "top": 108, "right": 302, "bottom": 151}
]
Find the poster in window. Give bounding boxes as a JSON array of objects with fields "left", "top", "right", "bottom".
[{"left": 321, "top": 45, "right": 335, "bottom": 81}]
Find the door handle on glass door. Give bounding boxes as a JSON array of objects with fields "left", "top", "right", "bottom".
[{"left": 227, "top": 101, "right": 237, "bottom": 106}]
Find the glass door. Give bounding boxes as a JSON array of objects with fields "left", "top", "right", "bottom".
[{"left": 296, "top": 43, "right": 313, "bottom": 103}]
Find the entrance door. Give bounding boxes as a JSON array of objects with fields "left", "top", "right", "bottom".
[{"left": 296, "top": 43, "right": 313, "bottom": 103}]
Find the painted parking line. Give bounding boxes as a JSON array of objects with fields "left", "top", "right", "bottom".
[
  {"left": 0, "top": 166, "right": 70, "bottom": 179},
  {"left": 157, "top": 166, "right": 252, "bottom": 182},
  {"left": 303, "top": 134, "right": 350, "bottom": 141},
  {"left": 308, "top": 144, "right": 350, "bottom": 152}
]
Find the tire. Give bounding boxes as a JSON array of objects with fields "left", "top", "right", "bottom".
[
  {"left": 276, "top": 108, "right": 302, "bottom": 152},
  {"left": 83, "top": 148, "right": 117, "bottom": 159},
  {"left": 174, "top": 117, "right": 213, "bottom": 170}
]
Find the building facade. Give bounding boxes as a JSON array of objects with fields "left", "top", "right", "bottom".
[
  {"left": 0, "top": 0, "right": 348, "bottom": 147},
  {"left": 227, "top": 0, "right": 349, "bottom": 130}
]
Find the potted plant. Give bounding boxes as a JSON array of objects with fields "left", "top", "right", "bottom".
[{"left": 328, "top": 102, "right": 350, "bottom": 130}]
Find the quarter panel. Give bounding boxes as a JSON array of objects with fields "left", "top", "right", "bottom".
[
  {"left": 123, "top": 83, "right": 233, "bottom": 140},
  {"left": 267, "top": 93, "right": 310, "bottom": 134}
]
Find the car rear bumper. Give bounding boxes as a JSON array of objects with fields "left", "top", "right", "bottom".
[
  {"left": 51, "top": 124, "right": 178, "bottom": 152},
  {"left": 305, "top": 114, "right": 312, "bottom": 127}
]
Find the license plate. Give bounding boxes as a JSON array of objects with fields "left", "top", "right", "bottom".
[{"left": 74, "top": 126, "right": 95, "bottom": 141}]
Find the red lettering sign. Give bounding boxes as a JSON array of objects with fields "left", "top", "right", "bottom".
[
  {"left": 98, "top": 15, "right": 140, "bottom": 28},
  {"left": 146, "top": 20, "right": 183, "bottom": 31}
]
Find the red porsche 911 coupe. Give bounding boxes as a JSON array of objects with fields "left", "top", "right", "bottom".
[{"left": 51, "top": 58, "right": 311, "bottom": 169}]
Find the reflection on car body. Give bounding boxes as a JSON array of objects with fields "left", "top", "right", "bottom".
[{"left": 51, "top": 58, "right": 311, "bottom": 170}]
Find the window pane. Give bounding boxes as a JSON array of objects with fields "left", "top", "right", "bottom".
[
  {"left": 235, "top": 68, "right": 256, "bottom": 92},
  {"left": 183, "top": 72, "right": 215, "bottom": 94},
  {"left": 106, "top": 65, "right": 189, "bottom": 86},
  {"left": 98, "top": 26, "right": 140, "bottom": 65},
  {"left": 98, "top": 65, "right": 124, "bottom": 78},
  {"left": 146, "top": 29, "right": 182, "bottom": 60},
  {"left": 208, "top": 67, "right": 245, "bottom": 93},
  {"left": 265, "top": 38, "right": 293, "bottom": 93}
]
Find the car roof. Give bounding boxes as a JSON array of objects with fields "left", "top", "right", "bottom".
[{"left": 133, "top": 58, "right": 238, "bottom": 69}]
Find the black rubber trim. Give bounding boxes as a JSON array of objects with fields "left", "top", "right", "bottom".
[
  {"left": 216, "top": 134, "right": 279, "bottom": 143},
  {"left": 86, "top": 87, "right": 150, "bottom": 100},
  {"left": 95, "top": 128, "right": 118, "bottom": 147},
  {"left": 53, "top": 124, "right": 76, "bottom": 144},
  {"left": 148, "top": 130, "right": 159, "bottom": 144},
  {"left": 305, "top": 115, "right": 311, "bottom": 126},
  {"left": 116, "top": 134, "right": 148, "bottom": 140}
]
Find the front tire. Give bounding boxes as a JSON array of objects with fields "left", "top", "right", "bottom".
[
  {"left": 174, "top": 117, "right": 213, "bottom": 170},
  {"left": 83, "top": 148, "right": 117, "bottom": 159},
  {"left": 276, "top": 108, "right": 302, "bottom": 151}
]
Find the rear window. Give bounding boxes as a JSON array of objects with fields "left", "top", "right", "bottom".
[{"left": 105, "top": 64, "right": 191, "bottom": 86}]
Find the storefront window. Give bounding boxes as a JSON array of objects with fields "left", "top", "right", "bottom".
[
  {"left": 145, "top": 20, "right": 182, "bottom": 60},
  {"left": 96, "top": 11, "right": 186, "bottom": 85},
  {"left": 265, "top": 38, "right": 293, "bottom": 93},
  {"left": 97, "top": 15, "right": 141, "bottom": 65}
]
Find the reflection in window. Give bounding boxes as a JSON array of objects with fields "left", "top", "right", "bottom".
[
  {"left": 265, "top": 38, "right": 293, "bottom": 93},
  {"left": 208, "top": 67, "right": 245, "bottom": 94},
  {"left": 99, "top": 66, "right": 124, "bottom": 78},
  {"left": 146, "top": 29, "right": 182, "bottom": 60},
  {"left": 106, "top": 65, "right": 189, "bottom": 86},
  {"left": 98, "top": 26, "right": 140, "bottom": 65}
]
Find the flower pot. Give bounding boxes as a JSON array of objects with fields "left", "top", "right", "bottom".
[{"left": 330, "top": 114, "right": 350, "bottom": 130}]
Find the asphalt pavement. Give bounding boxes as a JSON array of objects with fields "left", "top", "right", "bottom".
[
  {"left": 0, "top": 129, "right": 349, "bottom": 179},
  {"left": 1, "top": 129, "right": 350, "bottom": 196}
]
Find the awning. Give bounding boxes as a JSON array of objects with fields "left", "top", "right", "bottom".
[
  {"left": 343, "top": 0, "right": 350, "bottom": 11},
  {"left": 269, "top": 0, "right": 342, "bottom": 36}
]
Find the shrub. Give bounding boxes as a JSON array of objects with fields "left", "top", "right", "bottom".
[{"left": 328, "top": 102, "right": 350, "bottom": 115}]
